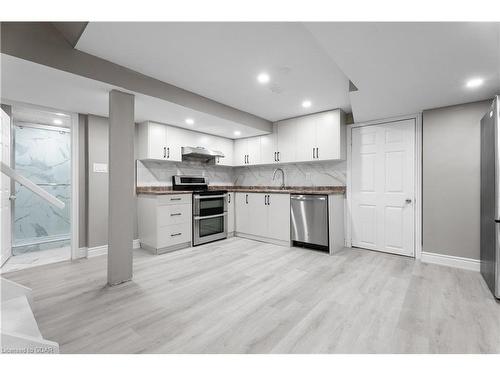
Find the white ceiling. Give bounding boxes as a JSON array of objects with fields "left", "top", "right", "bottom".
[
  {"left": 305, "top": 22, "right": 500, "bottom": 122},
  {"left": 13, "top": 105, "right": 73, "bottom": 129},
  {"left": 1, "top": 54, "right": 267, "bottom": 139},
  {"left": 76, "top": 22, "right": 352, "bottom": 122}
]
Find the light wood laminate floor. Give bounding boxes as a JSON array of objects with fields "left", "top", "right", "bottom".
[{"left": 3, "top": 237, "right": 500, "bottom": 353}]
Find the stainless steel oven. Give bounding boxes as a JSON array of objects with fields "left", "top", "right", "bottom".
[
  {"left": 172, "top": 175, "right": 228, "bottom": 246},
  {"left": 193, "top": 192, "right": 228, "bottom": 246}
]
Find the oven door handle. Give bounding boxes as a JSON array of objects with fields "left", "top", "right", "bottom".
[
  {"left": 193, "top": 194, "right": 227, "bottom": 199},
  {"left": 193, "top": 212, "right": 227, "bottom": 220}
]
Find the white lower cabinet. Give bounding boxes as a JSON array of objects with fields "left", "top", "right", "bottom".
[
  {"left": 234, "top": 192, "right": 290, "bottom": 245},
  {"left": 137, "top": 194, "right": 192, "bottom": 254}
]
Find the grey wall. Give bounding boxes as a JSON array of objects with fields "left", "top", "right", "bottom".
[
  {"left": 423, "top": 99, "right": 492, "bottom": 260},
  {"left": 86, "top": 115, "right": 109, "bottom": 248},
  {"left": 84, "top": 114, "right": 138, "bottom": 248}
]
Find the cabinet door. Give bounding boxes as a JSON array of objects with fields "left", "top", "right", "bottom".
[
  {"left": 234, "top": 192, "right": 249, "bottom": 233},
  {"left": 267, "top": 194, "right": 290, "bottom": 242},
  {"left": 227, "top": 192, "right": 235, "bottom": 233},
  {"left": 233, "top": 139, "right": 248, "bottom": 166},
  {"left": 166, "top": 126, "right": 190, "bottom": 162},
  {"left": 214, "top": 137, "right": 233, "bottom": 166},
  {"left": 260, "top": 132, "right": 277, "bottom": 165},
  {"left": 316, "top": 111, "right": 341, "bottom": 160},
  {"left": 276, "top": 119, "right": 297, "bottom": 163},
  {"left": 247, "top": 193, "right": 268, "bottom": 237},
  {"left": 246, "top": 137, "right": 261, "bottom": 165},
  {"left": 148, "top": 122, "right": 167, "bottom": 160},
  {"left": 294, "top": 114, "right": 317, "bottom": 162}
]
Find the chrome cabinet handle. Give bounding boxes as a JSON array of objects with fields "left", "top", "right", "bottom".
[
  {"left": 228, "top": 194, "right": 231, "bottom": 203},
  {"left": 264, "top": 194, "right": 267, "bottom": 205},
  {"left": 163, "top": 146, "right": 166, "bottom": 158},
  {"left": 274, "top": 152, "right": 277, "bottom": 162},
  {"left": 277, "top": 152, "right": 280, "bottom": 161},
  {"left": 167, "top": 147, "right": 170, "bottom": 159},
  {"left": 405, "top": 198, "right": 412, "bottom": 204},
  {"left": 267, "top": 195, "right": 270, "bottom": 205},
  {"left": 316, "top": 147, "right": 319, "bottom": 159},
  {"left": 171, "top": 233, "right": 182, "bottom": 237},
  {"left": 170, "top": 213, "right": 181, "bottom": 216},
  {"left": 246, "top": 194, "right": 248, "bottom": 204},
  {"left": 170, "top": 197, "right": 182, "bottom": 201}
]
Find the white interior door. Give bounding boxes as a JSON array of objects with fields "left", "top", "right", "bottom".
[
  {"left": 1, "top": 108, "right": 12, "bottom": 266},
  {"left": 351, "top": 119, "right": 415, "bottom": 257}
]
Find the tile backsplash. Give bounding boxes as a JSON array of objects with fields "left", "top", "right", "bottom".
[
  {"left": 233, "top": 160, "right": 346, "bottom": 187},
  {"left": 137, "top": 160, "right": 234, "bottom": 186},
  {"left": 137, "top": 160, "right": 346, "bottom": 187}
]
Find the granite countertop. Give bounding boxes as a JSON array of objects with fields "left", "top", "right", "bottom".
[
  {"left": 136, "top": 187, "right": 192, "bottom": 195},
  {"left": 136, "top": 186, "right": 346, "bottom": 195},
  {"left": 215, "top": 186, "right": 345, "bottom": 195}
]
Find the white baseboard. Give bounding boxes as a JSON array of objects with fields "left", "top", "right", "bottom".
[
  {"left": 77, "top": 247, "right": 88, "bottom": 259},
  {"left": 87, "top": 240, "right": 141, "bottom": 258},
  {"left": 421, "top": 251, "right": 480, "bottom": 272}
]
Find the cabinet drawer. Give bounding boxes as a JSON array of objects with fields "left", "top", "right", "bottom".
[
  {"left": 157, "top": 223, "right": 191, "bottom": 248},
  {"left": 157, "top": 194, "right": 192, "bottom": 206},
  {"left": 157, "top": 204, "right": 191, "bottom": 226}
]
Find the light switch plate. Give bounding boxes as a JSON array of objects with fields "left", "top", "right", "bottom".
[{"left": 93, "top": 163, "right": 108, "bottom": 173}]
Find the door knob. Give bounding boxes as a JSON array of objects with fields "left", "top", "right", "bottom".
[
  {"left": 9, "top": 195, "right": 16, "bottom": 201},
  {"left": 405, "top": 198, "right": 412, "bottom": 204}
]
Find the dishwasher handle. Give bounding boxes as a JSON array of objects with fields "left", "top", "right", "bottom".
[{"left": 291, "top": 194, "right": 327, "bottom": 201}]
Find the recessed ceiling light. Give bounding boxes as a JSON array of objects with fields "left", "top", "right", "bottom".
[
  {"left": 466, "top": 78, "right": 484, "bottom": 88},
  {"left": 53, "top": 119, "right": 63, "bottom": 125},
  {"left": 234, "top": 130, "right": 241, "bottom": 136},
  {"left": 257, "top": 73, "right": 270, "bottom": 84},
  {"left": 55, "top": 112, "right": 66, "bottom": 117},
  {"left": 301, "top": 100, "right": 312, "bottom": 108},
  {"left": 185, "top": 118, "right": 195, "bottom": 125}
]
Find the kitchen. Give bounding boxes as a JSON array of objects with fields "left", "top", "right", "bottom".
[
  {"left": 135, "top": 109, "right": 346, "bottom": 255},
  {"left": 1, "top": 19, "right": 500, "bottom": 358}
]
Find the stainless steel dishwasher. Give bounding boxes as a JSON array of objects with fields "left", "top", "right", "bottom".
[{"left": 290, "top": 194, "right": 329, "bottom": 251}]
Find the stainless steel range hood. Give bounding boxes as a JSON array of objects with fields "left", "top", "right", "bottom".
[{"left": 181, "top": 146, "right": 224, "bottom": 163}]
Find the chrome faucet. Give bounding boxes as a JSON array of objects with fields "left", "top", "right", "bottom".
[{"left": 272, "top": 168, "right": 285, "bottom": 189}]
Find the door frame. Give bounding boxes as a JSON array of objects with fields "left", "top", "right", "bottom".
[
  {"left": 346, "top": 113, "right": 422, "bottom": 259},
  {"left": 2, "top": 100, "right": 80, "bottom": 261}
]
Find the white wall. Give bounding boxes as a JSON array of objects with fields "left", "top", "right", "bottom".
[{"left": 423, "top": 99, "right": 492, "bottom": 260}]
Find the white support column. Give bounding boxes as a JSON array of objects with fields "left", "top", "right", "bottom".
[{"left": 107, "top": 90, "right": 134, "bottom": 286}]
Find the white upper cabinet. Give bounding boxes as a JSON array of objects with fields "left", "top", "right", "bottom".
[
  {"left": 137, "top": 121, "right": 168, "bottom": 160},
  {"left": 233, "top": 138, "right": 248, "bottom": 166},
  {"left": 137, "top": 121, "right": 234, "bottom": 165},
  {"left": 166, "top": 125, "right": 191, "bottom": 162},
  {"left": 137, "top": 110, "right": 345, "bottom": 166},
  {"left": 213, "top": 136, "right": 233, "bottom": 166},
  {"left": 246, "top": 137, "right": 261, "bottom": 165},
  {"left": 259, "top": 132, "right": 278, "bottom": 165},
  {"left": 233, "top": 137, "right": 261, "bottom": 166},
  {"left": 315, "top": 110, "right": 346, "bottom": 161},
  {"left": 273, "top": 109, "right": 346, "bottom": 163},
  {"left": 275, "top": 119, "right": 297, "bottom": 163},
  {"left": 295, "top": 114, "right": 317, "bottom": 162}
]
